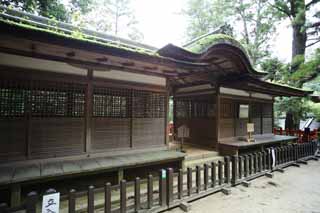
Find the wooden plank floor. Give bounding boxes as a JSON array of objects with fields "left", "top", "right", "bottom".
[{"left": 0, "top": 150, "right": 185, "bottom": 186}]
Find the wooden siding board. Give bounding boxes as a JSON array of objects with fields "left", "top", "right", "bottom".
[
  {"left": 132, "top": 118, "right": 165, "bottom": 147},
  {"left": 262, "top": 118, "right": 272, "bottom": 134},
  {"left": 251, "top": 118, "right": 261, "bottom": 135},
  {"left": 220, "top": 118, "right": 234, "bottom": 138},
  {"left": 0, "top": 118, "right": 27, "bottom": 162},
  {"left": 92, "top": 118, "right": 131, "bottom": 150},
  {"left": 235, "top": 119, "right": 248, "bottom": 136},
  {"left": 30, "top": 118, "right": 84, "bottom": 158}
]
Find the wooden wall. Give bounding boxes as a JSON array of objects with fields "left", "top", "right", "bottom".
[
  {"left": 174, "top": 95, "right": 216, "bottom": 147},
  {"left": 0, "top": 67, "right": 167, "bottom": 162},
  {"left": 219, "top": 97, "right": 273, "bottom": 139}
]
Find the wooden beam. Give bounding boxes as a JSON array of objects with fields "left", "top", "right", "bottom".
[
  {"left": 85, "top": 69, "right": 93, "bottom": 153},
  {"left": 164, "top": 78, "right": 170, "bottom": 146},
  {"left": 215, "top": 85, "right": 221, "bottom": 150}
]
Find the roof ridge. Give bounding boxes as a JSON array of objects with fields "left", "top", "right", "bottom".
[{"left": 0, "top": 6, "right": 158, "bottom": 52}]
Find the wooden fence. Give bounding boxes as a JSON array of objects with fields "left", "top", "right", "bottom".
[{"left": 0, "top": 142, "right": 318, "bottom": 213}]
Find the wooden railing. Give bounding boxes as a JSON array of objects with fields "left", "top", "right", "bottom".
[
  {"left": 0, "top": 142, "right": 318, "bottom": 213},
  {"left": 273, "top": 128, "right": 318, "bottom": 143}
]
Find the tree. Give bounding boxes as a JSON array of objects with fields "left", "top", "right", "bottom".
[
  {"left": 1, "top": 0, "right": 70, "bottom": 21},
  {"left": 234, "top": 0, "right": 279, "bottom": 65},
  {"left": 183, "top": 0, "right": 278, "bottom": 65},
  {"left": 270, "top": 0, "right": 320, "bottom": 73},
  {"left": 182, "top": 0, "right": 234, "bottom": 40},
  {"left": 83, "top": 0, "right": 143, "bottom": 41},
  {"left": 268, "top": 0, "right": 320, "bottom": 129}
]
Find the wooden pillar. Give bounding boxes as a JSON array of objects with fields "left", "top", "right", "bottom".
[
  {"left": 172, "top": 87, "right": 177, "bottom": 142},
  {"left": 85, "top": 70, "right": 93, "bottom": 153},
  {"left": 10, "top": 184, "right": 21, "bottom": 207},
  {"left": 215, "top": 85, "right": 221, "bottom": 150},
  {"left": 118, "top": 169, "right": 124, "bottom": 184},
  {"left": 130, "top": 90, "right": 134, "bottom": 148},
  {"left": 25, "top": 84, "right": 32, "bottom": 159},
  {"left": 272, "top": 97, "right": 275, "bottom": 131},
  {"left": 165, "top": 78, "right": 170, "bottom": 146}
]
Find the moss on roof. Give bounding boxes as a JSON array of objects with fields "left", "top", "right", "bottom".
[
  {"left": 0, "top": 17, "right": 159, "bottom": 57},
  {"left": 185, "top": 34, "right": 248, "bottom": 55}
]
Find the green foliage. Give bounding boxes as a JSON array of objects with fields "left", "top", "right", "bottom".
[
  {"left": 274, "top": 96, "right": 310, "bottom": 127},
  {"left": 82, "top": 0, "right": 143, "bottom": 41},
  {"left": 260, "top": 57, "right": 289, "bottom": 82},
  {"left": 291, "top": 49, "right": 320, "bottom": 87},
  {"left": 182, "top": 0, "right": 234, "bottom": 40},
  {"left": 183, "top": 0, "right": 278, "bottom": 66},
  {"left": 1, "top": 0, "right": 69, "bottom": 21}
]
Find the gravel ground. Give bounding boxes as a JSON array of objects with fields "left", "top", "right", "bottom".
[{"left": 167, "top": 160, "right": 320, "bottom": 213}]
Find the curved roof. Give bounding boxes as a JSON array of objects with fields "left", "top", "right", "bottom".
[{"left": 157, "top": 34, "right": 266, "bottom": 78}]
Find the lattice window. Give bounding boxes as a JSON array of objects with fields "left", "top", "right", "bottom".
[
  {"left": 0, "top": 80, "right": 85, "bottom": 117},
  {"left": 93, "top": 87, "right": 131, "bottom": 118},
  {"left": 175, "top": 99, "right": 191, "bottom": 118},
  {"left": 221, "top": 102, "right": 235, "bottom": 118},
  {"left": 31, "top": 81, "right": 85, "bottom": 117},
  {"left": 175, "top": 98, "right": 215, "bottom": 119},
  {"left": 0, "top": 80, "right": 30, "bottom": 117},
  {"left": 262, "top": 103, "right": 273, "bottom": 118},
  {"left": 133, "top": 90, "right": 165, "bottom": 118},
  {"left": 250, "top": 103, "right": 261, "bottom": 118}
]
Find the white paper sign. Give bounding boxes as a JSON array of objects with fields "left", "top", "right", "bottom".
[
  {"left": 247, "top": 123, "right": 254, "bottom": 133},
  {"left": 177, "top": 125, "right": 190, "bottom": 138},
  {"left": 42, "top": 192, "right": 60, "bottom": 213},
  {"left": 271, "top": 149, "right": 276, "bottom": 168},
  {"left": 161, "top": 169, "right": 166, "bottom": 179}
]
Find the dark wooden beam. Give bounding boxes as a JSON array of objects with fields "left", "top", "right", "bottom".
[{"left": 85, "top": 70, "right": 93, "bottom": 153}]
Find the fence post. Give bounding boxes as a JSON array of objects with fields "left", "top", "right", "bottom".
[
  {"left": 218, "top": 160, "right": 223, "bottom": 185},
  {"left": 294, "top": 144, "right": 298, "bottom": 161},
  {"left": 211, "top": 162, "right": 216, "bottom": 188},
  {"left": 276, "top": 147, "right": 280, "bottom": 166},
  {"left": 196, "top": 166, "right": 201, "bottom": 193},
  {"left": 178, "top": 169, "right": 183, "bottom": 199},
  {"left": 288, "top": 145, "right": 292, "bottom": 162},
  {"left": 0, "top": 203, "right": 8, "bottom": 213},
  {"left": 147, "top": 174, "right": 153, "bottom": 209},
  {"left": 87, "top": 186, "right": 94, "bottom": 213},
  {"left": 134, "top": 178, "right": 141, "bottom": 211},
  {"left": 262, "top": 151, "right": 267, "bottom": 171},
  {"left": 166, "top": 168, "right": 173, "bottom": 207},
  {"left": 204, "top": 164, "right": 209, "bottom": 190},
  {"left": 238, "top": 156, "right": 243, "bottom": 179},
  {"left": 105, "top": 183, "right": 111, "bottom": 213},
  {"left": 159, "top": 170, "right": 166, "bottom": 207},
  {"left": 244, "top": 155, "right": 249, "bottom": 177},
  {"left": 120, "top": 180, "right": 126, "bottom": 213},
  {"left": 224, "top": 157, "right": 230, "bottom": 184},
  {"left": 231, "top": 155, "right": 238, "bottom": 185},
  {"left": 258, "top": 152, "right": 262, "bottom": 172},
  {"left": 253, "top": 153, "right": 258, "bottom": 173},
  {"left": 187, "top": 167, "right": 192, "bottom": 196},
  {"left": 26, "top": 191, "right": 37, "bottom": 213},
  {"left": 68, "top": 189, "right": 76, "bottom": 213},
  {"left": 249, "top": 154, "right": 254, "bottom": 175},
  {"left": 266, "top": 150, "right": 270, "bottom": 169}
]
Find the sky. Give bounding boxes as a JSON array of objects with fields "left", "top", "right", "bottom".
[{"left": 131, "top": 0, "right": 319, "bottom": 63}]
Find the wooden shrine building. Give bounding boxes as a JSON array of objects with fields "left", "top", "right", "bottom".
[{"left": 0, "top": 7, "right": 312, "bottom": 205}]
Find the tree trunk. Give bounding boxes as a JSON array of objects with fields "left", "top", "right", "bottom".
[{"left": 291, "top": 24, "right": 307, "bottom": 66}]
